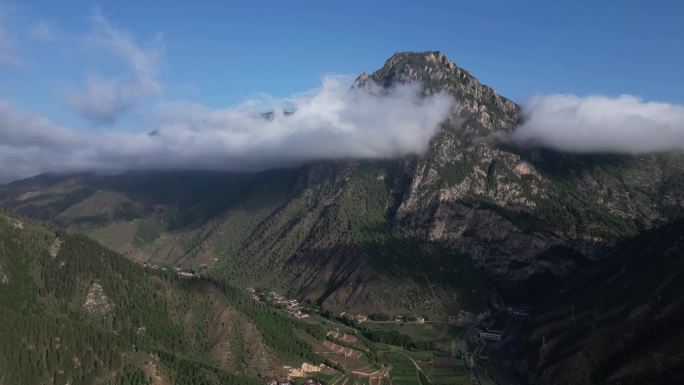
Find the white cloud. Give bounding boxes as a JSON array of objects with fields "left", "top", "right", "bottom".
[
  {"left": 0, "top": 78, "right": 454, "bottom": 182},
  {"left": 66, "top": 11, "right": 163, "bottom": 125},
  {"left": 510, "top": 94, "right": 684, "bottom": 153},
  {"left": 66, "top": 74, "right": 144, "bottom": 125},
  {"left": 0, "top": 102, "right": 90, "bottom": 182},
  {"left": 0, "top": 11, "right": 453, "bottom": 182}
]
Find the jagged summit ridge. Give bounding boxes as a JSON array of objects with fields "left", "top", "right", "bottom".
[
  {"left": 384, "top": 50, "right": 460, "bottom": 74},
  {"left": 356, "top": 51, "right": 519, "bottom": 135},
  {"left": 355, "top": 51, "right": 462, "bottom": 85}
]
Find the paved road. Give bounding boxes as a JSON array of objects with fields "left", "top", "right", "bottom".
[{"left": 460, "top": 320, "right": 482, "bottom": 385}]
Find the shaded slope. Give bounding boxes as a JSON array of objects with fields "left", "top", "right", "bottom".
[{"left": 524, "top": 220, "right": 684, "bottom": 385}]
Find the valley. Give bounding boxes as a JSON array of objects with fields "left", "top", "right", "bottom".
[{"left": 0, "top": 204, "right": 500, "bottom": 385}]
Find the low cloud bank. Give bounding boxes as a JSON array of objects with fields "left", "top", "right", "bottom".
[
  {"left": 511, "top": 94, "right": 684, "bottom": 153},
  {"left": 0, "top": 78, "right": 454, "bottom": 182}
]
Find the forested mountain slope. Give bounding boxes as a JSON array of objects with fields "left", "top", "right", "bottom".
[
  {"left": 2, "top": 51, "right": 684, "bottom": 317},
  {"left": 0, "top": 207, "right": 328, "bottom": 385}
]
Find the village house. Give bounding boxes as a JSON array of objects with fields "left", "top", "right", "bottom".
[
  {"left": 265, "top": 379, "right": 293, "bottom": 385},
  {"left": 355, "top": 314, "right": 368, "bottom": 323},
  {"left": 394, "top": 315, "right": 406, "bottom": 323},
  {"left": 247, "top": 287, "right": 264, "bottom": 302},
  {"left": 508, "top": 306, "right": 529, "bottom": 321},
  {"left": 176, "top": 270, "right": 194, "bottom": 279},
  {"left": 270, "top": 291, "right": 285, "bottom": 302},
  {"left": 479, "top": 329, "right": 504, "bottom": 342},
  {"left": 291, "top": 310, "right": 310, "bottom": 319},
  {"left": 339, "top": 311, "right": 355, "bottom": 320},
  {"left": 415, "top": 316, "right": 426, "bottom": 324}
]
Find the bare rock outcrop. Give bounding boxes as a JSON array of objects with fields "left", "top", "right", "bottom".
[{"left": 83, "top": 281, "right": 113, "bottom": 315}]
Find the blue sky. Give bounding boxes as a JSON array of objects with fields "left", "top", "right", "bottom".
[
  {"left": 2, "top": 0, "right": 683, "bottom": 118},
  {"left": 1, "top": 0, "right": 684, "bottom": 181}
]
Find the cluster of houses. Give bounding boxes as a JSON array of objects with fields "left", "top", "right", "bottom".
[
  {"left": 142, "top": 263, "right": 196, "bottom": 279},
  {"left": 246, "top": 287, "right": 263, "bottom": 302},
  {"left": 174, "top": 267, "right": 195, "bottom": 279},
  {"left": 266, "top": 379, "right": 323, "bottom": 385},
  {"left": 246, "top": 289, "right": 310, "bottom": 319},
  {"left": 266, "top": 381, "right": 292, "bottom": 385},
  {"left": 269, "top": 291, "right": 310, "bottom": 319}
]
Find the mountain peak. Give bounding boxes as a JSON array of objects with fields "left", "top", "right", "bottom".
[
  {"left": 355, "top": 50, "right": 519, "bottom": 135},
  {"left": 384, "top": 50, "right": 457, "bottom": 71},
  {"left": 367, "top": 50, "right": 467, "bottom": 87}
]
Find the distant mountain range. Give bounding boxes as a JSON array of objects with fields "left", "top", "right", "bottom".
[{"left": 2, "top": 51, "right": 683, "bottom": 384}]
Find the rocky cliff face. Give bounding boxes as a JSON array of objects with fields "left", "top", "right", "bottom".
[
  {"left": 361, "top": 52, "right": 684, "bottom": 292},
  {"left": 367, "top": 52, "right": 560, "bottom": 285}
]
